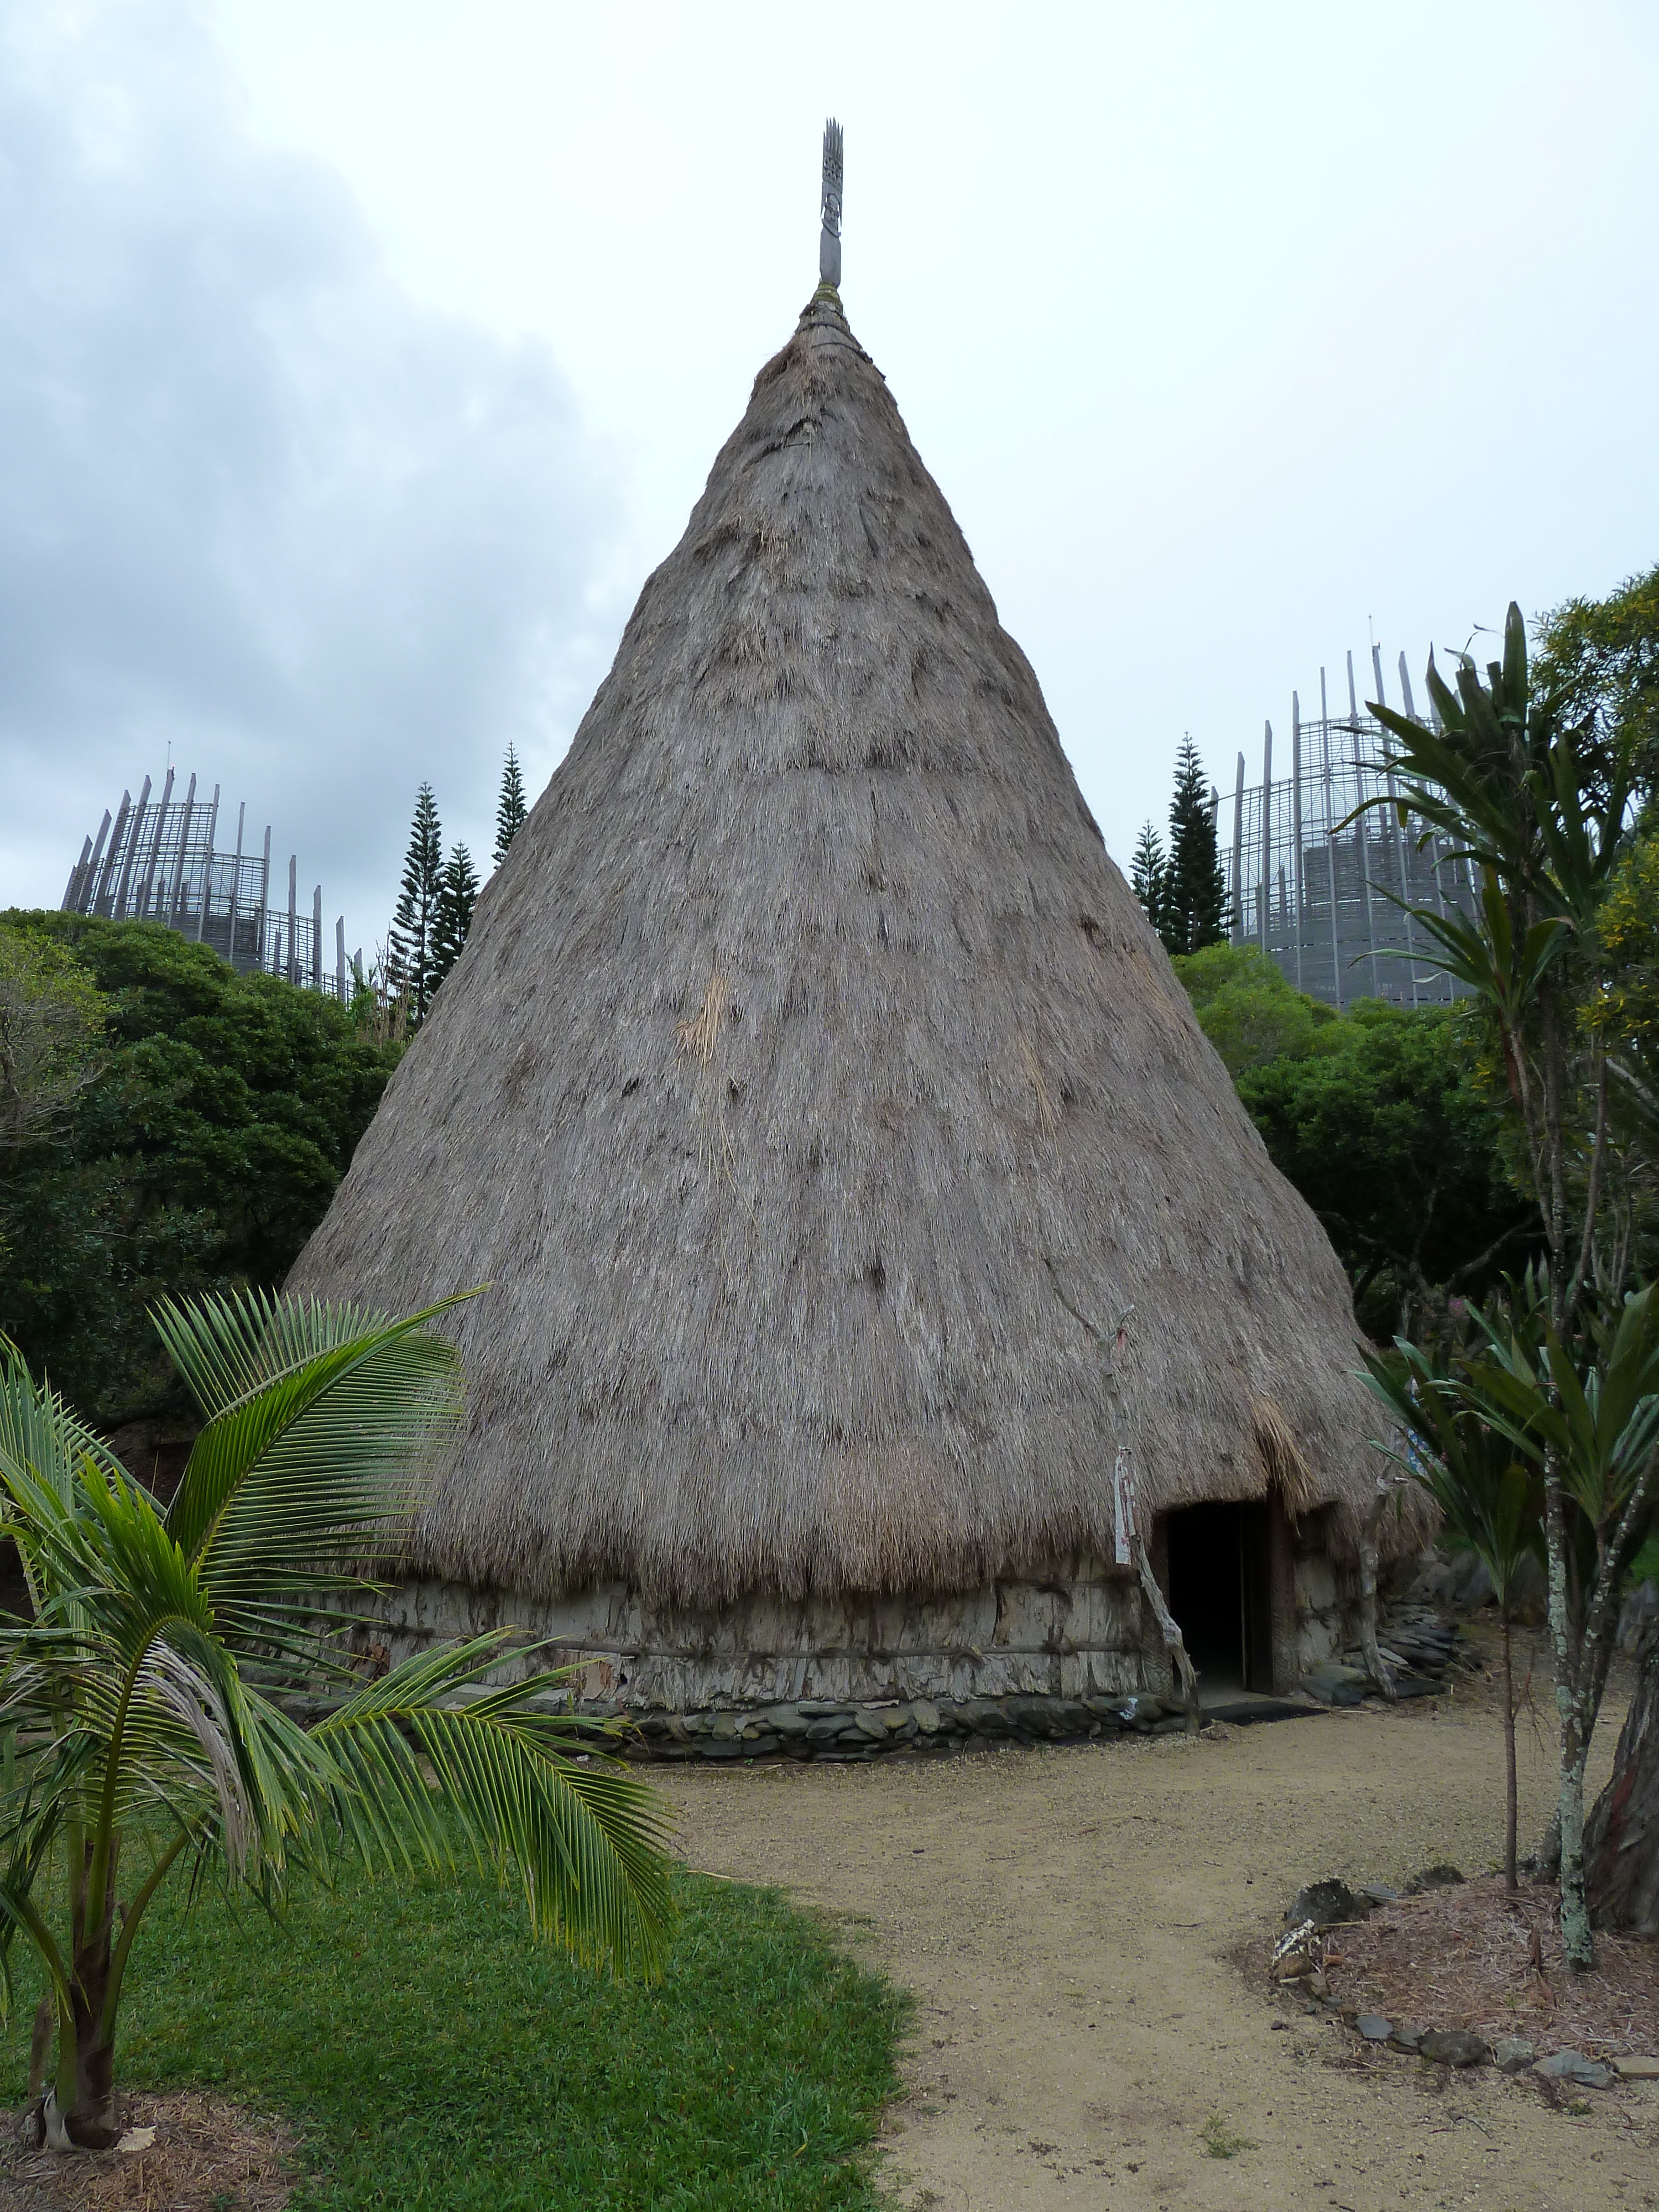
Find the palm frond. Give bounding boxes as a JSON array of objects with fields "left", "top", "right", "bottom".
[
  {"left": 311, "top": 1635, "right": 675, "bottom": 1976},
  {"left": 0, "top": 1345, "right": 135, "bottom": 1624},
  {"left": 159, "top": 1291, "right": 471, "bottom": 1619}
]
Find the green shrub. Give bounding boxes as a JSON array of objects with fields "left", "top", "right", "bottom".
[{"left": 0, "top": 912, "right": 400, "bottom": 1417}]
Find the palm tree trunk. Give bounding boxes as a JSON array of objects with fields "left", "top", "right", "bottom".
[
  {"left": 1358, "top": 1493, "right": 1397, "bottom": 1702},
  {"left": 46, "top": 1923, "right": 121, "bottom": 2148},
  {"left": 1544, "top": 1445, "right": 1595, "bottom": 1968},
  {"left": 1503, "top": 1610, "right": 1519, "bottom": 1892},
  {"left": 1585, "top": 1619, "right": 1659, "bottom": 1936}
]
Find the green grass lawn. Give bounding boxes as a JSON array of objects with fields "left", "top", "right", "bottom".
[{"left": 2, "top": 1862, "right": 907, "bottom": 2210}]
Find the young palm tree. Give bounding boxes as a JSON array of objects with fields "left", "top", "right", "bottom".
[
  {"left": 0, "top": 1291, "right": 674, "bottom": 2150},
  {"left": 1363, "top": 1334, "right": 1543, "bottom": 1888},
  {"left": 1360, "top": 605, "right": 1640, "bottom": 1963}
]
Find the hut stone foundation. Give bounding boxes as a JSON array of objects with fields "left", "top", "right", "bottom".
[{"left": 358, "top": 1509, "right": 1353, "bottom": 1730}]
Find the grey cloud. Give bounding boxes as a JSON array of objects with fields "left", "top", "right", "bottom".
[{"left": 0, "top": 1, "right": 615, "bottom": 943}]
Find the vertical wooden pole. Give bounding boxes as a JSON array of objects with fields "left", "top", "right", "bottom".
[
  {"left": 195, "top": 786, "right": 221, "bottom": 942},
  {"left": 79, "top": 810, "right": 113, "bottom": 915},
  {"left": 112, "top": 778, "right": 151, "bottom": 919},
  {"left": 1258, "top": 721, "right": 1272, "bottom": 956},
  {"left": 1320, "top": 671, "right": 1343, "bottom": 1011},
  {"left": 226, "top": 804, "right": 246, "bottom": 967},
  {"left": 1347, "top": 659, "right": 1381, "bottom": 999},
  {"left": 137, "top": 766, "right": 175, "bottom": 919},
  {"left": 165, "top": 773, "right": 197, "bottom": 928},
  {"left": 258, "top": 826, "right": 272, "bottom": 972},
  {"left": 62, "top": 836, "right": 92, "bottom": 913},
  {"left": 1291, "top": 696, "right": 1303, "bottom": 992}
]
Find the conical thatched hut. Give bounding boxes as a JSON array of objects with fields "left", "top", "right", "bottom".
[{"left": 291, "top": 160, "right": 1411, "bottom": 1747}]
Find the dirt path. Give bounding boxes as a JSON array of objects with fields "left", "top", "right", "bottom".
[{"left": 664, "top": 1640, "right": 1656, "bottom": 2212}]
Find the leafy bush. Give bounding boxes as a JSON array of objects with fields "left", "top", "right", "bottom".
[
  {"left": 0, "top": 913, "right": 401, "bottom": 1418},
  {"left": 1171, "top": 944, "right": 1536, "bottom": 1339},
  {"left": 1172, "top": 941, "right": 1338, "bottom": 1072}
]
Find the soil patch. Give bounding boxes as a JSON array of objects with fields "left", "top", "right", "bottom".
[
  {"left": 0, "top": 2093, "right": 295, "bottom": 2210},
  {"left": 1320, "top": 1875, "right": 1659, "bottom": 2058}
]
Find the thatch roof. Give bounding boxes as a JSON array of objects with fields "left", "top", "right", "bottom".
[{"left": 290, "top": 289, "right": 1402, "bottom": 1605}]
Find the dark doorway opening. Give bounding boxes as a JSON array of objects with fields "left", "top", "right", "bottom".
[{"left": 1165, "top": 1501, "right": 1276, "bottom": 1695}]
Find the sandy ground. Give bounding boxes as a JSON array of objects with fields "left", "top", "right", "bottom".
[{"left": 664, "top": 1632, "right": 1658, "bottom": 2212}]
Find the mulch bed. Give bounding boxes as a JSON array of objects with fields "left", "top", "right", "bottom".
[
  {"left": 0, "top": 2093, "right": 295, "bottom": 2210},
  {"left": 1322, "top": 1876, "right": 1659, "bottom": 2059}
]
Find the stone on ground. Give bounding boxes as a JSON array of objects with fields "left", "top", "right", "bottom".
[{"left": 1420, "top": 2030, "right": 1489, "bottom": 2068}]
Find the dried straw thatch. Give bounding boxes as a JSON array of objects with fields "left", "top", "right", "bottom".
[{"left": 291, "top": 289, "right": 1400, "bottom": 1609}]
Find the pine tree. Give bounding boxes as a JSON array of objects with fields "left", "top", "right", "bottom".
[
  {"left": 1130, "top": 821, "right": 1166, "bottom": 934},
  {"left": 390, "top": 782, "right": 444, "bottom": 1024},
  {"left": 494, "top": 745, "right": 528, "bottom": 869},
  {"left": 432, "top": 842, "right": 480, "bottom": 991},
  {"left": 1160, "top": 737, "right": 1226, "bottom": 957}
]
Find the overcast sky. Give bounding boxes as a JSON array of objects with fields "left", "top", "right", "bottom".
[{"left": 5, "top": 1, "right": 1658, "bottom": 952}]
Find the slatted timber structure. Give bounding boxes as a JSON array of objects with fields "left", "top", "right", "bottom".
[
  {"left": 1217, "top": 642, "right": 1475, "bottom": 1011},
  {"left": 61, "top": 768, "right": 358, "bottom": 1000}
]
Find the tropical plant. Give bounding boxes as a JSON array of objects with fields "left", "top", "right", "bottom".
[
  {"left": 0, "top": 926, "right": 107, "bottom": 1155},
  {"left": 1159, "top": 737, "right": 1226, "bottom": 957},
  {"left": 1583, "top": 1609, "right": 1659, "bottom": 1936},
  {"left": 1130, "top": 821, "right": 1166, "bottom": 937},
  {"left": 1237, "top": 997, "right": 1536, "bottom": 1342},
  {"left": 432, "top": 843, "right": 481, "bottom": 991},
  {"left": 494, "top": 745, "right": 529, "bottom": 869},
  {"left": 1364, "top": 602, "right": 1645, "bottom": 1965},
  {"left": 1460, "top": 1277, "right": 1659, "bottom": 1840},
  {"left": 1175, "top": 941, "right": 1336, "bottom": 1075},
  {"left": 0, "top": 914, "right": 403, "bottom": 1423},
  {"left": 1166, "top": 944, "right": 1532, "bottom": 1340},
  {"left": 1363, "top": 1332, "right": 1544, "bottom": 1886},
  {"left": 0, "top": 1291, "right": 673, "bottom": 2150},
  {"left": 389, "top": 784, "right": 445, "bottom": 1024},
  {"left": 1533, "top": 560, "right": 1659, "bottom": 799}
]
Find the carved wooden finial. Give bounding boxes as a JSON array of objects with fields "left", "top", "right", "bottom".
[{"left": 820, "top": 118, "right": 843, "bottom": 289}]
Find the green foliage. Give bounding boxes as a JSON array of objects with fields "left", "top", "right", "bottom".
[
  {"left": 1363, "top": 1335, "right": 1544, "bottom": 1610},
  {"left": 432, "top": 842, "right": 480, "bottom": 992},
  {"left": 1363, "top": 1306, "right": 1551, "bottom": 1883},
  {"left": 1130, "top": 821, "right": 1166, "bottom": 936},
  {"left": 1201, "top": 2114, "right": 1258, "bottom": 2161},
  {"left": 0, "top": 927, "right": 107, "bottom": 1154},
  {"left": 1160, "top": 738, "right": 1226, "bottom": 957},
  {"left": 390, "top": 782, "right": 444, "bottom": 1023},
  {"left": 0, "top": 914, "right": 401, "bottom": 1421},
  {"left": 1369, "top": 604, "right": 1634, "bottom": 1116},
  {"left": 1461, "top": 1278, "right": 1659, "bottom": 1574},
  {"left": 1167, "top": 946, "right": 1532, "bottom": 1337},
  {"left": 1594, "top": 832, "right": 1659, "bottom": 1048},
  {"left": 0, "top": 1863, "right": 903, "bottom": 2209},
  {"left": 1366, "top": 601, "right": 1652, "bottom": 1964},
  {"left": 1238, "top": 999, "right": 1536, "bottom": 1339},
  {"left": 1533, "top": 561, "right": 1659, "bottom": 797},
  {"left": 494, "top": 743, "right": 529, "bottom": 869},
  {"left": 1172, "top": 942, "right": 1337, "bottom": 1074},
  {"left": 0, "top": 1293, "right": 674, "bottom": 2141}
]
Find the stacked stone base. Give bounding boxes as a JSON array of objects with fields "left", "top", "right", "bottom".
[
  {"left": 343, "top": 1530, "right": 1357, "bottom": 1757},
  {"left": 617, "top": 1687, "right": 1193, "bottom": 1761}
]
